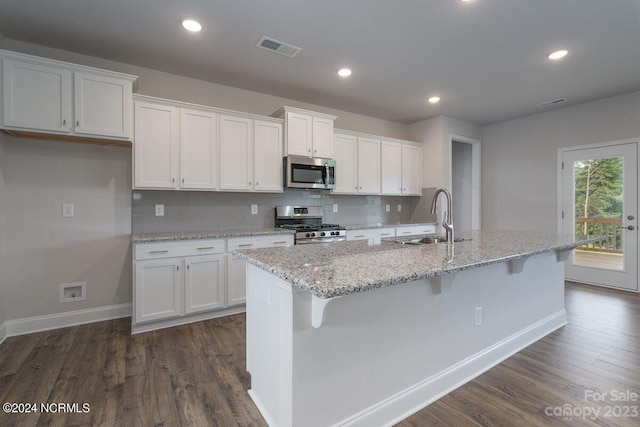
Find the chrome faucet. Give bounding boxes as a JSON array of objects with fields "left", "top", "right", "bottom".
[{"left": 431, "top": 188, "right": 454, "bottom": 244}]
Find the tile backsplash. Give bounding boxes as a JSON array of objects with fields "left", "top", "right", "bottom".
[{"left": 132, "top": 189, "right": 437, "bottom": 234}]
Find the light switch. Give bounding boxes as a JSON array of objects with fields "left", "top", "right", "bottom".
[
  {"left": 155, "top": 204, "right": 164, "bottom": 216},
  {"left": 62, "top": 203, "right": 74, "bottom": 218}
]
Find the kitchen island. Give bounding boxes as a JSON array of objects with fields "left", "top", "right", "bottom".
[{"left": 235, "top": 230, "right": 595, "bottom": 427}]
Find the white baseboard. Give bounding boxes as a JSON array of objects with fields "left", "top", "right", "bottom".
[
  {"left": 1, "top": 303, "right": 132, "bottom": 340},
  {"left": 338, "top": 310, "right": 568, "bottom": 427}
]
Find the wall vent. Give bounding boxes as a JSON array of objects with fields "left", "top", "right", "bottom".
[
  {"left": 256, "top": 36, "right": 301, "bottom": 58},
  {"left": 536, "top": 98, "right": 567, "bottom": 108}
]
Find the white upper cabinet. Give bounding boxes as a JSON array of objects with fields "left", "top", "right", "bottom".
[
  {"left": 275, "top": 106, "right": 336, "bottom": 158},
  {"left": 1, "top": 50, "right": 136, "bottom": 142},
  {"left": 180, "top": 108, "right": 218, "bottom": 190},
  {"left": 401, "top": 144, "right": 422, "bottom": 195},
  {"left": 332, "top": 133, "right": 358, "bottom": 194},
  {"left": 219, "top": 114, "right": 253, "bottom": 191},
  {"left": 253, "top": 119, "right": 283, "bottom": 192},
  {"left": 357, "top": 136, "right": 381, "bottom": 194},
  {"left": 74, "top": 72, "right": 132, "bottom": 139},
  {"left": 3, "top": 60, "right": 72, "bottom": 133},
  {"left": 381, "top": 141, "right": 403, "bottom": 195}
]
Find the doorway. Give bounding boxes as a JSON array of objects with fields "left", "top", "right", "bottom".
[
  {"left": 450, "top": 135, "right": 481, "bottom": 231},
  {"left": 559, "top": 140, "right": 638, "bottom": 291}
]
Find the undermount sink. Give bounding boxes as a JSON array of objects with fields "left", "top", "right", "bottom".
[{"left": 400, "top": 236, "right": 471, "bottom": 245}]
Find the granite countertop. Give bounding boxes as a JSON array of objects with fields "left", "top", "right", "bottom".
[
  {"left": 234, "top": 230, "right": 598, "bottom": 299},
  {"left": 344, "top": 222, "right": 436, "bottom": 230},
  {"left": 131, "top": 228, "right": 295, "bottom": 243}
]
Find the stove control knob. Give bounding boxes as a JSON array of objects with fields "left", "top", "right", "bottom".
[
  {"left": 321, "top": 232, "right": 326, "bottom": 237},
  {"left": 305, "top": 233, "right": 311, "bottom": 238}
]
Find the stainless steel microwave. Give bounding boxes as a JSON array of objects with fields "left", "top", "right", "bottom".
[{"left": 285, "top": 155, "right": 335, "bottom": 190}]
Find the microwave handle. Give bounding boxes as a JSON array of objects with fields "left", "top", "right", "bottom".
[{"left": 324, "top": 163, "right": 330, "bottom": 188}]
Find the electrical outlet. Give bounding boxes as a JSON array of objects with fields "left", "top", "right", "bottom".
[
  {"left": 62, "top": 203, "right": 74, "bottom": 218},
  {"left": 397, "top": 204, "right": 402, "bottom": 212},
  {"left": 333, "top": 204, "right": 338, "bottom": 213},
  {"left": 474, "top": 306, "right": 483, "bottom": 327},
  {"left": 155, "top": 204, "right": 164, "bottom": 216},
  {"left": 385, "top": 204, "right": 390, "bottom": 212},
  {"left": 251, "top": 204, "right": 258, "bottom": 215}
]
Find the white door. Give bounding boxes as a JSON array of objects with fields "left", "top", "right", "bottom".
[
  {"left": 381, "top": 141, "right": 402, "bottom": 195},
  {"left": 134, "top": 259, "right": 182, "bottom": 323},
  {"left": 219, "top": 114, "right": 252, "bottom": 190},
  {"left": 561, "top": 141, "right": 638, "bottom": 291},
  {"left": 184, "top": 255, "right": 225, "bottom": 314},
  {"left": 402, "top": 144, "right": 422, "bottom": 195},
  {"left": 181, "top": 108, "right": 218, "bottom": 190},
  {"left": 74, "top": 72, "right": 132, "bottom": 139},
  {"left": 254, "top": 120, "right": 283, "bottom": 192},
  {"left": 3, "top": 60, "right": 72, "bottom": 133},
  {"left": 311, "top": 116, "right": 333, "bottom": 158},
  {"left": 332, "top": 133, "right": 358, "bottom": 194},
  {"left": 357, "top": 137, "right": 381, "bottom": 194},
  {"left": 133, "top": 102, "right": 179, "bottom": 189}
]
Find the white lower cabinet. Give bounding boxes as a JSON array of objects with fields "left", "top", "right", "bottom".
[
  {"left": 133, "top": 234, "right": 293, "bottom": 332},
  {"left": 226, "top": 235, "right": 294, "bottom": 306}
]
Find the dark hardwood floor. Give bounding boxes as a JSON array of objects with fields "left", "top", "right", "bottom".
[{"left": 0, "top": 282, "right": 638, "bottom": 426}]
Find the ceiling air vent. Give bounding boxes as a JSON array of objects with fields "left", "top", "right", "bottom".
[
  {"left": 536, "top": 98, "right": 567, "bottom": 108},
  {"left": 256, "top": 36, "right": 301, "bottom": 58}
]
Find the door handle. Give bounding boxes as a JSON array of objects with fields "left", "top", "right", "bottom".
[
  {"left": 623, "top": 225, "right": 635, "bottom": 230},
  {"left": 628, "top": 215, "right": 635, "bottom": 220}
]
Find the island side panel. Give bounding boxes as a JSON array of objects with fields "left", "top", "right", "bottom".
[
  {"left": 246, "top": 265, "right": 294, "bottom": 427},
  {"left": 289, "top": 251, "right": 567, "bottom": 427}
]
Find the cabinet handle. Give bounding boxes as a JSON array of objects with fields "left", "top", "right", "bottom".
[
  {"left": 248, "top": 181, "right": 252, "bottom": 185},
  {"left": 401, "top": 231, "right": 411, "bottom": 235},
  {"left": 273, "top": 241, "right": 287, "bottom": 244},
  {"left": 256, "top": 181, "right": 259, "bottom": 186},
  {"left": 355, "top": 235, "right": 366, "bottom": 238},
  {"left": 187, "top": 265, "right": 190, "bottom": 270},
  {"left": 76, "top": 120, "right": 80, "bottom": 126},
  {"left": 196, "top": 246, "right": 215, "bottom": 250},
  {"left": 238, "top": 244, "right": 253, "bottom": 247},
  {"left": 172, "top": 178, "right": 175, "bottom": 184},
  {"left": 149, "top": 250, "right": 169, "bottom": 254},
  {"left": 182, "top": 178, "right": 185, "bottom": 183},
  {"left": 62, "top": 119, "right": 67, "bottom": 125},
  {"left": 380, "top": 233, "right": 391, "bottom": 236},
  {"left": 359, "top": 186, "right": 363, "bottom": 190},
  {"left": 177, "top": 266, "right": 180, "bottom": 271}
]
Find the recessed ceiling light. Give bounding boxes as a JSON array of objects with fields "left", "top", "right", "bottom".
[
  {"left": 338, "top": 68, "right": 352, "bottom": 78},
  {"left": 181, "top": 18, "right": 202, "bottom": 32},
  {"left": 548, "top": 49, "right": 568, "bottom": 60},
  {"left": 428, "top": 96, "right": 441, "bottom": 104},
  {"left": 460, "top": 0, "right": 475, "bottom": 3}
]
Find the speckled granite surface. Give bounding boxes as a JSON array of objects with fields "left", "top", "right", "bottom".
[
  {"left": 131, "top": 228, "right": 294, "bottom": 243},
  {"left": 344, "top": 222, "right": 436, "bottom": 230},
  {"left": 235, "top": 230, "right": 599, "bottom": 299}
]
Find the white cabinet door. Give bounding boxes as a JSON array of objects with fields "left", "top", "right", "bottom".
[
  {"left": 381, "top": 141, "right": 402, "bottom": 195},
  {"left": 226, "top": 254, "right": 247, "bottom": 307},
  {"left": 402, "top": 144, "right": 422, "bottom": 195},
  {"left": 312, "top": 116, "right": 333, "bottom": 158},
  {"left": 185, "top": 254, "right": 225, "bottom": 314},
  {"left": 357, "top": 137, "right": 381, "bottom": 194},
  {"left": 219, "top": 114, "right": 253, "bottom": 190},
  {"left": 134, "top": 258, "right": 182, "bottom": 323},
  {"left": 285, "top": 112, "right": 312, "bottom": 156},
  {"left": 3, "top": 60, "right": 72, "bottom": 133},
  {"left": 133, "top": 101, "right": 180, "bottom": 189},
  {"left": 332, "top": 133, "right": 358, "bottom": 194},
  {"left": 180, "top": 109, "right": 218, "bottom": 190},
  {"left": 74, "top": 72, "right": 132, "bottom": 139},
  {"left": 254, "top": 120, "right": 283, "bottom": 192}
]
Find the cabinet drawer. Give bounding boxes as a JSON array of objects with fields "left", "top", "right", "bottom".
[
  {"left": 135, "top": 239, "right": 226, "bottom": 260},
  {"left": 347, "top": 227, "right": 396, "bottom": 241},
  {"left": 227, "top": 234, "right": 294, "bottom": 251},
  {"left": 395, "top": 224, "right": 436, "bottom": 237}
]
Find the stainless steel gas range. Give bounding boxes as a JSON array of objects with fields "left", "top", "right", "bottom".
[{"left": 275, "top": 205, "right": 347, "bottom": 244}]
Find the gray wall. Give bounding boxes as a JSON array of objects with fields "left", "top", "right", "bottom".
[
  {"left": 482, "top": 91, "right": 640, "bottom": 231},
  {"left": 0, "top": 40, "right": 421, "bottom": 323},
  {"left": 133, "top": 190, "right": 419, "bottom": 234}
]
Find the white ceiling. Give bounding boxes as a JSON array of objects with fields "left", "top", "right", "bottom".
[{"left": 0, "top": 0, "right": 639, "bottom": 125}]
